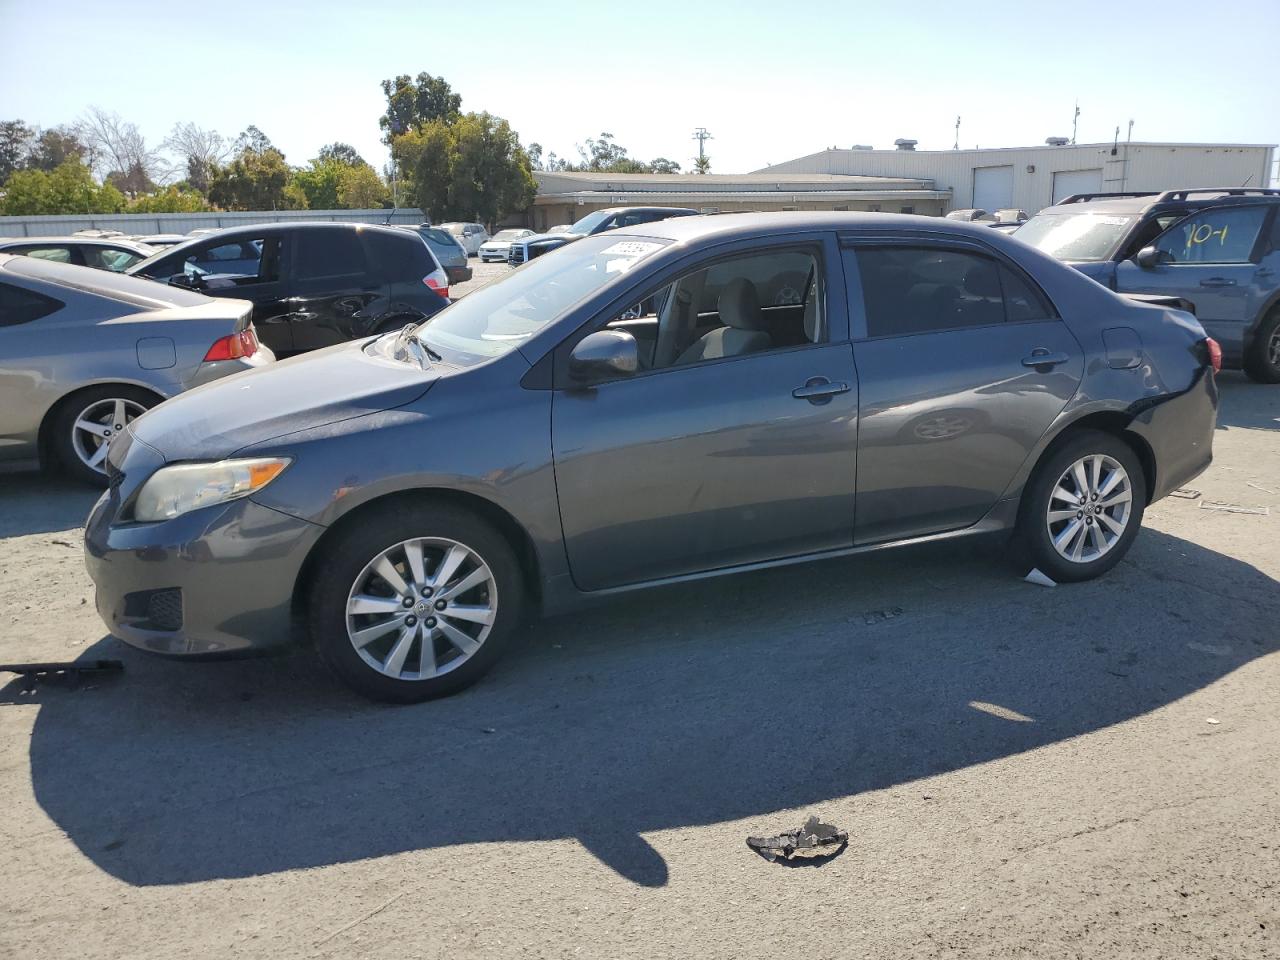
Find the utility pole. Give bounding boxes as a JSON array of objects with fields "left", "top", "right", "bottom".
[
  {"left": 953, "top": 115, "right": 960, "bottom": 150},
  {"left": 1071, "top": 100, "right": 1080, "bottom": 145},
  {"left": 692, "top": 127, "right": 713, "bottom": 173}
]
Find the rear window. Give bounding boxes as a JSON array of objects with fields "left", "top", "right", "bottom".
[
  {"left": 421, "top": 228, "right": 457, "bottom": 246},
  {"left": 0, "top": 281, "right": 65, "bottom": 326},
  {"left": 294, "top": 228, "right": 367, "bottom": 280},
  {"left": 362, "top": 229, "right": 434, "bottom": 280}
]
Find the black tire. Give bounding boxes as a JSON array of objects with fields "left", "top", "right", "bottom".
[
  {"left": 1243, "top": 309, "right": 1280, "bottom": 384},
  {"left": 308, "top": 501, "right": 525, "bottom": 703},
  {"left": 1014, "top": 430, "right": 1146, "bottom": 583},
  {"left": 50, "top": 385, "right": 159, "bottom": 487}
]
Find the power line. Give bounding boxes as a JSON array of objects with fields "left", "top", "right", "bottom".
[{"left": 692, "top": 127, "right": 713, "bottom": 160}]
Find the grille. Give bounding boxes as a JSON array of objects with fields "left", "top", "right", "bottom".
[
  {"left": 508, "top": 243, "right": 527, "bottom": 265},
  {"left": 145, "top": 589, "right": 184, "bottom": 631}
]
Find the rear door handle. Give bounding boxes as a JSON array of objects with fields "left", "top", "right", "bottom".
[
  {"left": 792, "top": 377, "right": 850, "bottom": 403},
  {"left": 1199, "top": 277, "right": 1237, "bottom": 287},
  {"left": 1021, "top": 350, "right": 1070, "bottom": 369}
]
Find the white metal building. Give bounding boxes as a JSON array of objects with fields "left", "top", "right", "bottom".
[{"left": 755, "top": 142, "right": 1276, "bottom": 216}]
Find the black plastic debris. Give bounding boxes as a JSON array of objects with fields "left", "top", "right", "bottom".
[
  {"left": 747, "top": 816, "right": 848, "bottom": 865},
  {"left": 0, "top": 659, "right": 124, "bottom": 693}
]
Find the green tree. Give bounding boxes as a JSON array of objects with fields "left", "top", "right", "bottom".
[
  {"left": 106, "top": 161, "right": 157, "bottom": 198},
  {"left": 208, "top": 142, "right": 301, "bottom": 211},
  {"left": 28, "top": 126, "right": 89, "bottom": 172},
  {"left": 317, "top": 142, "right": 368, "bottom": 167},
  {"left": 694, "top": 154, "right": 711, "bottom": 174},
  {"left": 337, "top": 164, "right": 390, "bottom": 208},
  {"left": 399, "top": 112, "right": 535, "bottom": 225},
  {"left": 291, "top": 158, "right": 345, "bottom": 209},
  {"left": 128, "top": 186, "right": 211, "bottom": 213},
  {"left": 650, "top": 157, "right": 681, "bottom": 174},
  {"left": 379, "top": 72, "right": 461, "bottom": 140},
  {"left": 0, "top": 158, "right": 125, "bottom": 215},
  {"left": 0, "top": 119, "right": 35, "bottom": 182}
]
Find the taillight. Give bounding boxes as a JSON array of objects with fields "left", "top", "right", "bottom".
[
  {"left": 424, "top": 275, "right": 449, "bottom": 299},
  {"left": 1205, "top": 337, "right": 1222, "bottom": 373},
  {"left": 203, "top": 326, "right": 258, "bottom": 362}
]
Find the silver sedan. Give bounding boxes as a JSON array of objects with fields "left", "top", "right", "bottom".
[{"left": 0, "top": 253, "right": 274, "bottom": 484}]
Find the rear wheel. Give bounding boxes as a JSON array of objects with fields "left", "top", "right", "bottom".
[
  {"left": 1243, "top": 310, "right": 1280, "bottom": 383},
  {"left": 308, "top": 502, "right": 525, "bottom": 702},
  {"left": 1015, "top": 430, "right": 1146, "bottom": 583},
  {"left": 51, "top": 386, "right": 157, "bottom": 486}
]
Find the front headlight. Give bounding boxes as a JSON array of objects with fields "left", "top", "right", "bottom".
[{"left": 133, "top": 457, "right": 291, "bottom": 522}]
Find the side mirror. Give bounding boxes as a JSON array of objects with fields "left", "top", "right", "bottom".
[
  {"left": 569, "top": 330, "right": 638, "bottom": 386},
  {"left": 1135, "top": 245, "right": 1162, "bottom": 269},
  {"left": 167, "top": 272, "right": 199, "bottom": 289}
]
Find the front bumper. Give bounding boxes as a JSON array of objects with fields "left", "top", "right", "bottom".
[{"left": 84, "top": 435, "right": 323, "bottom": 657}]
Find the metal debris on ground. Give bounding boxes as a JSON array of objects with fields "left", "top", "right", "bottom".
[
  {"left": 1169, "top": 488, "right": 1202, "bottom": 500},
  {"left": 1198, "top": 500, "right": 1269, "bottom": 516},
  {"left": 1024, "top": 568, "right": 1057, "bottom": 587},
  {"left": 0, "top": 659, "right": 124, "bottom": 693},
  {"left": 747, "top": 816, "right": 849, "bottom": 864},
  {"left": 1245, "top": 481, "right": 1277, "bottom": 495},
  {"left": 1206, "top": 717, "right": 1222, "bottom": 725}
]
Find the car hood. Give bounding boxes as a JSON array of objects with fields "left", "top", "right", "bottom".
[
  {"left": 521, "top": 232, "right": 583, "bottom": 246},
  {"left": 128, "top": 336, "right": 439, "bottom": 462}
]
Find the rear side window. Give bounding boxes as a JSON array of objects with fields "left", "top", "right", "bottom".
[
  {"left": 0, "top": 281, "right": 64, "bottom": 326},
  {"left": 10, "top": 245, "right": 74, "bottom": 264},
  {"left": 851, "top": 246, "right": 1053, "bottom": 337},
  {"left": 362, "top": 229, "right": 433, "bottom": 280},
  {"left": 294, "top": 229, "right": 367, "bottom": 280},
  {"left": 1154, "top": 206, "right": 1268, "bottom": 264}
]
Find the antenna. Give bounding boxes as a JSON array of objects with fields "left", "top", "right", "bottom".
[
  {"left": 1072, "top": 100, "right": 1080, "bottom": 144},
  {"left": 692, "top": 127, "right": 713, "bottom": 159},
  {"left": 953, "top": 115, "right": 960, "bottom": 150}
]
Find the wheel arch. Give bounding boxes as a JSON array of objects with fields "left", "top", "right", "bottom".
[
  {"left": 1027, "top": 411, "right": 1157, "bottom": 508},
  {"left": 37, "top": 381, "right": 168, "bottom": 470},
  {"left": 290, "top": 487, "right": 544, "bottom": 641}
]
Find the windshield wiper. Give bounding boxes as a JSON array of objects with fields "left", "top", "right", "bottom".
[{"left": 391, "top": 323, "right": 434, "bottom": 369}]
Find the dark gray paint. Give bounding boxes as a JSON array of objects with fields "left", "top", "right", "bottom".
[{"left": 85, "top": 212, "right": 1219, "bottom": 658}]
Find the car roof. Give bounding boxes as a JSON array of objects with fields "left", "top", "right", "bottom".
[
  {"left": 1039, "top": 191, "right": 1280, "bottom": 217},
  {"left": 607, "top": 210, "right": 1021, "bottom": 245},
  {"left": 0, "top": 235, "right": 155, "bottom": 251},
  {"left": 0, "top": 252, "right": 213, "bottom": 307}
]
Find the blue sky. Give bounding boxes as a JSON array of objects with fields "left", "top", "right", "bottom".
[{"left": 2, "top": 0, "right": 1277, "bottom": 177}]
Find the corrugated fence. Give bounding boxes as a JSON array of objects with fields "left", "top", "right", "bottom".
[{"left": 0, "top": 208, "right": 428, "bottom": 238}]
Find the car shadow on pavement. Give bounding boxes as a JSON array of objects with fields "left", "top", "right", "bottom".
[
  {"left": 0, "top": 470, "right": 101, "bottom": 539},
  {"left": 7, "top": 529, "right": 1278, "bottom": 888},
  {"left": 1214, "top": 374, "right": 1280, "bottom": 432}
]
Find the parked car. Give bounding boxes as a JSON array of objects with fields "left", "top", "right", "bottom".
[
  {"left": 945, "top": 209, "right": 996, "bottom": 222},
  {"left": 545, "top": 224, "right": 573, "bottom": 235},
  {"left": 479, "top": 228, "right": 536, "bottom": 263},
  {"left": 439, "top": 222, "right": 490, "bottom": 256},
  {"left": 86, "top": 212, "right": 1219, "bottom": 702},
  {"left": 993, "top": 208, "right": 1029, "bottom": 224},
  {"left": 0, "top": 253, "right": 274, "bottom": 484},
  {"left": 407, "top": 225, "right": 472, "bottom": 286},
  {"left": 509, "top": 206, "right": 699, "bottom": 264},
  {"left": 126, "top": 222, "right": 449, "bottom": 356},
  {"left": 0, "top": 236, "right": 157, "bottom": 273},
  {"left": 1016, "top": 188, "right": 1280, "bottom": 380}
]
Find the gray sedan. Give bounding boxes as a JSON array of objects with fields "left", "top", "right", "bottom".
[
  {"left": 0, "top": 254, "right": 274, "bottom": 484},
  {"left": 86, "top": 213, "right": 1218, "bottom": 701}
]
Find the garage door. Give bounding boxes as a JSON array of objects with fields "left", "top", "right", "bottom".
[
  {"left": 1052, "top": 168, "right": 1103, "bottom": 204},
  {"left": 973, "top": 165, "right": 1014, "bottom": 212}
]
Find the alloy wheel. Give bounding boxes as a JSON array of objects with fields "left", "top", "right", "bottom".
[
  {"left": 1268, "top": 327, "right": 1280, "bottom": 369},
  {"left": 344, "top": 537, "right": 497, "bottom": 681},
  {"left": 1045, "top": 454, "right": 1133, "bottom": 563},
  {"left": 71, "top": 397, "right": 147, "bottom": 475}
]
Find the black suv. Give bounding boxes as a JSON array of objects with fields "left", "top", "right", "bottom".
[
  {"left": 1017, "top": 188, "right": 1280, "bottom": 379},
  {"left": 128, "top": 223, "right": 449, "bottom": 356},
  {"left": 509, "top": 206, "right": 699, "bottom": 265}
]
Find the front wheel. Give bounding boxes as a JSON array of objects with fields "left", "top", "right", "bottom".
[
  {"left": 1243, "top": 310, "right": 1280, "bottom": 383},
  {"left": 1014, "top": 430, "right": 1146, "bottom": 583},
  {"left": 308, "top": 503, "right": 525, "bottom": 702}
]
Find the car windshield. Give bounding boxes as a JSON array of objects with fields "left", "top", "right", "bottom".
[
  {"left": 567, "top": 210, "right": 612, "bottom": 235},
  {"left": 493, "top": 229, "right": 525, "bottom": 241},
  {"left": 416, "top": 234, "right": 669, "bottom": 366},
  {"left": 1015, "top": 212, "right": 1137, "bottom": 262}
]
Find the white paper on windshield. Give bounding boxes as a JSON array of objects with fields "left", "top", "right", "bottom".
[
  {"left": 1096, "top": 216, "right": 1130, "bottom": 226},
  {"left": 600, "top": 241, "right": 665, "bottom": 258}
]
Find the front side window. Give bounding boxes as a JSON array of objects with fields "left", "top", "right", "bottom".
[
  {"left": 417, "top": 234, "right": 670, "bottom": 365},
  {"left": 853, "top": 246, "right": 1051, "bottom": 338},
  {"left": 11, "top": 245, "right": 73, "bottom": 264},
  {"left": 182, "top": 238, "right": 270, "bottom": 281},
  {"left": 84, "top": 246, "right": 146, "bottom": 272},
  {"left": 294, "top": 230, "right": 366, "bottom": 280},
  {"left": 1016, "top": 212, "right": 1137, "bottom": 262},
  {"left": 0, "top": 281, "right": 64, "bottom": 326},
  {"left": 1153, "top": 206, "right": 1268, "bottom": 264},
  {"left": 601, "top": 247, "right": 824, "bottom": 370}
]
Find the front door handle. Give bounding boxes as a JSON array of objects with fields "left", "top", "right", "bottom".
[
  {"left": 1199, "top": 277, "right": 1237, "bottom": 287},
  {"left": 792, "top": 377, "right": 850, "bottom": 404},
  {"left": 1021, "top": 350, "right": 1070, "bottom": 369}
]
